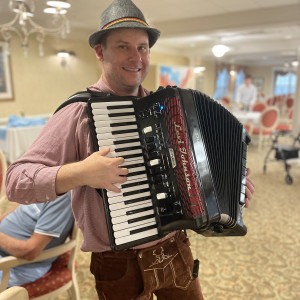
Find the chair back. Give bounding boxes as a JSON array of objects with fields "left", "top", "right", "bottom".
[
  {"left": 0, "top": 222, "right": 80, "bottom": 300},
  {"left": 0, "top": 151, "right": 7, "bottom": 199},
  {"left": 0, "top": 287, "right": 29, "bottom": 300},
  {"left": 259, "top": 106, "right": 279, "bottom": 133},
  {"left": 252, "top": 102, "right": 267, "bottom": 112},
  {"left": 285, "top": 97, "right": 294, "bottom": 110}
]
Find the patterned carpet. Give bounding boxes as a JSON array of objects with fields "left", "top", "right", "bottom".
[{"left": 55, "top": 141, "right": 300, "bottom": 300}]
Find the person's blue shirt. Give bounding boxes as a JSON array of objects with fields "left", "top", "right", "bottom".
[{"left": 0, "top": 192, "right": 74, "bottom": 287}]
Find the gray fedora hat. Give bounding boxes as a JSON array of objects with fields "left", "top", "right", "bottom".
[{"left": 89, "top": 0, "right": 161, "bottom": 48}]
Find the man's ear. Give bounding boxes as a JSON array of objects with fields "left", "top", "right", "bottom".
[{"left": 94, "top": 44, "right": 104, "bottom": 61}]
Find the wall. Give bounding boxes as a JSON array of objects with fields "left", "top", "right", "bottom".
[
  {"left": 0, "top": 37, "right": 100, "bottom": 118},
  {"left": 0, "top": 38, "right": 191, "bottom": 118},
  {"left": 246, "top": 65, "right": 274, "bottom": 98}
]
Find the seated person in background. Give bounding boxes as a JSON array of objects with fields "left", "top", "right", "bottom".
[{"left": 0, "top": 191, "right": 74, "bottom": 287}]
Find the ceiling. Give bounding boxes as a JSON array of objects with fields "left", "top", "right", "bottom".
[{"left": 1, "top": 0, "right": 300, "bottom": 67}]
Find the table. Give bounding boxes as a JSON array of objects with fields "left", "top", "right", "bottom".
[
  {"left": 231, "top": 111, "right": 261, "bottom": 125},
  {"left": 0, "top": 125, "right": 45, "bottom": 163}
]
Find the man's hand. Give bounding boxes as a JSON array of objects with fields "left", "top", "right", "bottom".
[
  {"left": 56, "top": 147, "right": 128, "bottom": 194},
  {"left": 245, "top": 168, "right": 255, "bottom": 208},
  {"left": 79, "top": 147, "right": 128, "bottom": 193}
]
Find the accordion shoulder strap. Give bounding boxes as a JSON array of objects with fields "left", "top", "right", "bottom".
[{"left": 54, "top": 89, "right": 111, "bottom": 114}]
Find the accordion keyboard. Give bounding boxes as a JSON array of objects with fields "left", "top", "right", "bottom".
[{"left": 91, "top": 101, "right": 159, "bottom": 246}]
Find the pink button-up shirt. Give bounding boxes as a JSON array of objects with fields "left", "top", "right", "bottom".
[{"left": 6, "top": 77, "right": 174, "bottom": 252}]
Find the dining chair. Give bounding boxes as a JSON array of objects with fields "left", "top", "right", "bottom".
[
  {"left": 220, "top": 97, "right": 231, "bottom": 108},
  {"left": 0, "top": 222, "right": 80, "bottom": 300},
  {"left": 284, "top": 97, "right": 294, "bottom": 114},
  {"left": 0, "top": 151, "right": 8, "bottom": 214},
  {"left": 252, "top": 106, "right": 280, "bottom": 150},
  {"left": 252, "top": 102, "right": 267, "bottom": 112},
  {"left": 0, "top": 287, "right": 29, "bottom": 300}
]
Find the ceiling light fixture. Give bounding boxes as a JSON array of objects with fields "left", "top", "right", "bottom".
[
  {"left": 0, "top": 0, "right": 71, "bottom": 56},
  {"left": 212, "top": 44, "right": 230, "bottom": 58}
]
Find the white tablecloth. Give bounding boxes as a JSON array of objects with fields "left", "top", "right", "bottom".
[
  {"left": 232, "top": 111, "right": 261, "bottom": 125},
  {"left": 0, "top": 125, "right": 45, "bottom": 163}
]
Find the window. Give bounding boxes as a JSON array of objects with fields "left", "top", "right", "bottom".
[
  {"left": 274, "top": 71, "right": 297, "bottom": 95},
  {"left": 233, "top": 69, "right": 245, "bottom": 101},
  {"left": 214, "top": 68, "right": 229, "bottom": 100}
]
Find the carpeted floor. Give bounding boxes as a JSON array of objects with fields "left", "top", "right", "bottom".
[{"left": 55, "top": 141, "right": 300, "bottom": 300}]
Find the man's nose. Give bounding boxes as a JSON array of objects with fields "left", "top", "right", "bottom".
[{"left": 129, "top": 48, "right": 142, "bottom": 61}]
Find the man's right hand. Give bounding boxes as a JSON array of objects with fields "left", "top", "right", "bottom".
[{"left": 55, "top": 147, "right": 128, "bottom": 194}]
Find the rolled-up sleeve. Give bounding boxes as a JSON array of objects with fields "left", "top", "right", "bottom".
[{"left": 5, "top": 102, "right": 92, "bottom": 204}]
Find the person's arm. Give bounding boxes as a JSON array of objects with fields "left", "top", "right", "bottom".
[{"left": 0, "top": 232, "right": 53, "bottom": 260}]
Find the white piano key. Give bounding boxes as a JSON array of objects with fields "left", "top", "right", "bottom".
[
  {"left": 110, "top": 202, "right": 153, "bottom": 217},
  {"left": 99, "top": 140, "right": 141, "bottom": 150},
  {"left": 91, "top": 101, "right": 133, "bottom": 109},
  {"left": 94, "top": 117, "right": 136, "bottom": 128},
  {"left": 114, "top": 220, "right": 157, "bottom": 239},
  {"left": 95, "top": 124, "right": 138, "bottom": 134},
  {"left": 113, "top": 149, "right": 143, "bottom": 157},
  {"left": 111, "top": 209, "right": 155, "bottom": 225},
  {"left": 107, "top": 183, "right": 149, "bottom": 197},
  {"left": 115, "top": 228, "right": 158, "bottom": 245},
  {"left": 92, "top": 107, "right": 135, "bottom": 115},
  {"left": 114, "top": 174, "right": 148, "bottom": 187},
  {"left": 112, "top": 217, "right": 156, "bottom": 232},
  {"left": 96, "top": 131, "right": 139, "bottom": 140},
  {"left": 128, "top": 166, "right": 146, "bottom": 173},
  {"left": 108, "top": 191, "right": 151, "bottom": 205},
  {"left": 109, "top": 199, "right": 152, "bottom": 212},
  {"left": 121, "top": 157, "right": 144, "bottom": 166},
  {"left": 98, "top": 138, "right": 140, "bottom": 147},
  {"left": 93, "top": 115, "right": 136, "bottom": 123}
]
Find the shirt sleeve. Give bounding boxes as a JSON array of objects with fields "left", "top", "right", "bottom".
[
  {"left": 5, "top": 102, "right": 93, "bottom": 204},
  {"left": 34, "top": 192, "right": 74, "bottom": 238}
]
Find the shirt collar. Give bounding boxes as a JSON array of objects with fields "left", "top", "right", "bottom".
[{"left": 88, "top": 76, "right": 149, "bottom": 97}]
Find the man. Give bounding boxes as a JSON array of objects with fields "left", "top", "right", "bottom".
[
  {"left": 236, "top": 74, "right": 258, "bottom": 111},
  {"left": 0, "top": 192, "right": 74, "bottom": 287},
  {"left": 5, "top": 0, "right": 255, "bottom": 299}
]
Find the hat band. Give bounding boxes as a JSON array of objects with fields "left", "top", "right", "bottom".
[{"left": 102, "top": 17, "right": 149, "bottom": 30}]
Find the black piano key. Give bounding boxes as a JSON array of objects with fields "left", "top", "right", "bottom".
[
  {"left": 128, "top": 213, "right": 155, "bottom": 224},
  {"left": 107, "top": 105, "right": 134, "bottom": 110},
  {"left": 109, "top": 112, "right": 135, "bottom": 117},
  {"left": 124, "top": 195, "right": 152, "bottom": 205},
  {"left": 125, "top": 162, "right": 145, "bottom": 169},
  {"left": 122, "top": 180, "right": 148, "bottom": 189},
  {"left": 123, "top": 188, "right": 150, "bottom": 197},
  {"left": 112, "top": 129, "right": 138, "bottom": 135},
  {"left": 126, "top": 205, "right": 153, "bottom": 215},
  {"left": 111, "top": 121, "right": 137, "bottom": 127},
  {"left": 127, "top": 170, "right": 146, "bottom": 178},
  {"left": 130, "top": 224, "right": 157, "bottom": 235},
  {"left": 122, "top": 153, "right": 144, "bottom": 160},
  {"left": 114, "top": 138, "right": 140, "bottom": 145},
  {"left": 115, "top": 145, "right": 142, "bottom": 152}
]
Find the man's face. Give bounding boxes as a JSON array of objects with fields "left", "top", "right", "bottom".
[
  {"left": 245, "top": 78, "right": 252, "bottom": 86},
  {"left": 96, "top": 28, "right": 150, "bottom": 96}
]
